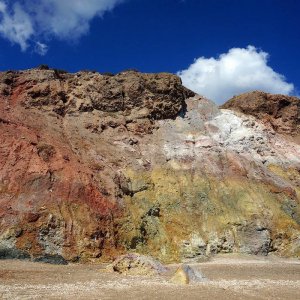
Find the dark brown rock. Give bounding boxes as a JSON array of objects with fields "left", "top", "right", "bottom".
[
  {"left": 2, "top": 69, "right": 193, "bottom": 120},
  {"left": 221, "top": 91, "right": 300, "bottom": 136}
]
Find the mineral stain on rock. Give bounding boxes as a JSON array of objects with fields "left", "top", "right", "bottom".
[{"left": 0, "top": 68, "right": 300, "bottom": 263}]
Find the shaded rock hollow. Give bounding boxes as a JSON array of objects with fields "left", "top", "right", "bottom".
[{"left": 0, "top": 68, "right": 300, "bottom": 263}]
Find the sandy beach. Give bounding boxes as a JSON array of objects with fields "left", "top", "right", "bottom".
[{"left": 1, "top": 254, "right": 300, "bottom": 299}]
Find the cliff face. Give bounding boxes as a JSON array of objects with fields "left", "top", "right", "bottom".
[{"left": 1, "top": 69, "right": 300, "bottom": 262}]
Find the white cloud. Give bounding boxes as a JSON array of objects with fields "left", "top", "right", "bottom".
[
  {"left": 26, "top": 0, "right": 124, "bottom": 39},
  {"left": 0, "top": 2, "right": 33, "bottom": 51},
  {"left": 0, "top": 0, "right": 124, "bottom": 54},
  {"left": 177, "top": 46, "right": 295, "bottom": 104},
  {"left": 35, "top": 41, "right": 48, "bottom": 56}
]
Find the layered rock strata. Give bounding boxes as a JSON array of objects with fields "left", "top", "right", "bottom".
[{"left": 0, "top": 68, "right": 300, "bottom": 262}]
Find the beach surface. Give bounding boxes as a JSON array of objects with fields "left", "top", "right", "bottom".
[{"left": 1, "top": 254, "right": 300, "bottom": 299}]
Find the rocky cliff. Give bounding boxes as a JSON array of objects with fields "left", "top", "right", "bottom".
[{"left": 1, "top": 68, "right": 300, "bottom": 263}]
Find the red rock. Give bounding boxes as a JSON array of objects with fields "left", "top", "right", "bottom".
[{"left": 1, "top": 69, "right": 300, "bottom": 263}]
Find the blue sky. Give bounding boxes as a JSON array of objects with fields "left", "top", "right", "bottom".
[{"left": 0, "top": 0, "right": 299, "bottom": 103}]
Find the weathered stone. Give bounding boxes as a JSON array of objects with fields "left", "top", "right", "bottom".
[
  {"left": 221, "top": 91, "right": 300, "bottom": 137},
  {"left": 180, "top": 234, "right": 207, "bottom": 261},
  {"left": 237, "top": 224, "right": 271, "bottom": 255},
  {"left": 32, "top": 254, "right": 68, "bottom": 265},
  {"left": 0, "top": 69, "right": 300, "bottom": 263},
  {"left": 0, "top": 248, "right": 30, "bottom": 260},
  {"left": 107, "top": 253, "right": 168, "bottom": 276},
  {"left": 170, "top": 264, "right": 207, "bottom": 284}
]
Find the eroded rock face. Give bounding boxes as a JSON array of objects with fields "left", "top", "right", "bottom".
[
  {"left": 221, "top": 91, "right": 300, "bottom": 137},
  {"left": 0, "top": 69, "right": 193, "bottom": 119},
  {"left": 1, "top": 68, "right": 300, "bottom": 262}
]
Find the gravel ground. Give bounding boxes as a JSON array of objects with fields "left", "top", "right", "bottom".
[{"left": 0, "top": 254, "right": 300, "bottom": 300}]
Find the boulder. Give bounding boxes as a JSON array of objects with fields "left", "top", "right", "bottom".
[
  {"left": 170, "top": 264, "right": 207, "bottom": 284},
  {"left": 107, "top": 253, "right": 168, "bottom": 276}
]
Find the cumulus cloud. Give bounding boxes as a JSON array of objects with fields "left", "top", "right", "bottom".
[
  {"left": 0, "top": 0, "right": 124, "bottom": 54},
  {"left": 177, "top": 46, "right": 295, "bottom": 104}
]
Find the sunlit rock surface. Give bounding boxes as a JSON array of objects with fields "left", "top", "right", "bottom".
[
  {"left": 0, "top": 68, "right": 300, "bottom": 262},
  {"left": 170, "top": 264, "right": 207, "bottom": 284}
]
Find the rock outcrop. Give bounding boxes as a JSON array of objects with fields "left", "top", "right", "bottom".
[
  {"left": 1, "top": 68, "right": 300, "bottom": 263},
  {"left": 221, "top": 91, "right": 300, "bottom": 137}
]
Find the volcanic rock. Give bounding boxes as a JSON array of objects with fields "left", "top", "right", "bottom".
[
  {"left": 170, "top": 264, "right": 207, "bottom": 284},
  {"left": 32, "top": 254, "right": 68, "bottom": 265},
  {"left": 107, "top": 253, "right": 168, "bottom": 276},
  {"left": 1, "top": 68, "right": 300, "bottom": 263},
  {"left": 221, "top": 91, "right": 300, "bottom": 137}
]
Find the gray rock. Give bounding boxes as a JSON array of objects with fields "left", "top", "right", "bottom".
[
  {"left": 0, "top": 247, "right": 30, "bottom": 260},
  {"left": 170, "top": 264, "right": 207, "bottom": 284},
  {"left": 237, "top": 224, "right": 271, "bottom": 255},
  {"left": 33, "top": 254, "right": 68, "bottom": 265}
]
